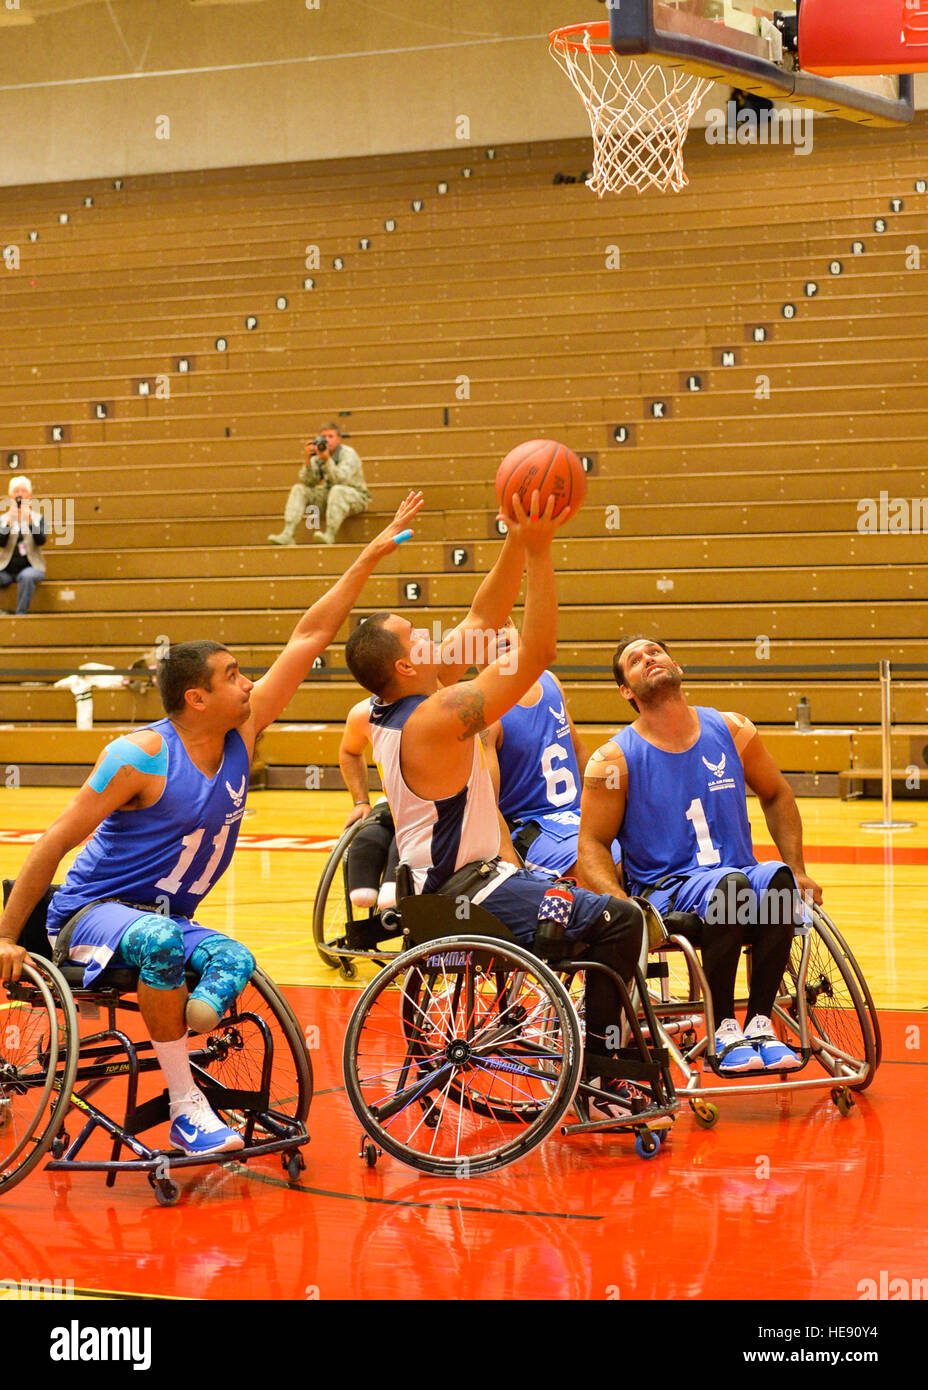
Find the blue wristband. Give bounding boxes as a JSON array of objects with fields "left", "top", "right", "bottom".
[{"left": 394, "top": 529, "right": 412, "bottom": 545}]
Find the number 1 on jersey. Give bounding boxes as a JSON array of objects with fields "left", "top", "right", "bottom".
[{"left": 685, "top": 797, "right": 721, "bottom": 866}]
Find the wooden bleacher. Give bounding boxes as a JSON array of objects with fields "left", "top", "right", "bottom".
[{"left": 1, "top": 120, "right": 926, "bottom": 790}]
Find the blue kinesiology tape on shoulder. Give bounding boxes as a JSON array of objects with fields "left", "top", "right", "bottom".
[{"left": 88, "top": 736, "right": 169, "bottom": 792}]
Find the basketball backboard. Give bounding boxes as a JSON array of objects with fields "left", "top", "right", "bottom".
[{"left": 606, "top": 1, "right": 914, "bottom": 125}]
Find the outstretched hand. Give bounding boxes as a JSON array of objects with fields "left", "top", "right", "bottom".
[
  {"left": 500, "top": 490, "right": 561, "bottom": 553},
  {"left": 366, "top": 490, "right": 425, "bottom": 561}
]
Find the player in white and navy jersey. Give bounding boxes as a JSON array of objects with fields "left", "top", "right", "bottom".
[
  {"left": 0, "top": 493, "right": 423, "bottom": 1156},
  {"left": 580, "top": 635, "right": 822, "bottom": 1076},
  {"left": 346, "top": 494, "right": 651, "bottom": 1121}
]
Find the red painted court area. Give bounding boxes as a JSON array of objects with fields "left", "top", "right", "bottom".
[{"left": 2, "top": 988, "right": 924, "bottom": 1302}]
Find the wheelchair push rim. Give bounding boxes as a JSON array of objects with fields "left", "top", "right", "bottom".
[
  {"left": 344, "top": 935, "right": 583, "bottom": 1176},
  {"left": 195, "top": 965, "right": 314, "bottom": 1135},
  {"left": 0, "top": 958, "right": 79, "bottom": 1195},
  {"left": 773, "top": 910, "right": 878, "bottom": 1091}
]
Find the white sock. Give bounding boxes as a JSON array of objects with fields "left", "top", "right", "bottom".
[
  {"left": 152, "top": 1035, "right": 198, "bottom": 1111},
  {"left": 377, "top": 881, "right": 397, "bottom": 911}
]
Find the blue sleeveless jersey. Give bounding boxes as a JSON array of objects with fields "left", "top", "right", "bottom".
[
  {"left": 616, "top": 707, "right": 757, "bottom": 894},
  {"left": 497, "top": 671, "right": 581, "bottom": 823},
  {"left": 47, "top": 719, "right": 251, "bottom": 936}
]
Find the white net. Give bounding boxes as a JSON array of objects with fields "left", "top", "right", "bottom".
[{"left": 550, "top": 29, "right": 713, "bottom": 195}]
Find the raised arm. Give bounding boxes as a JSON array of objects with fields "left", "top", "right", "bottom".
[
  {"left": 248, "top": 490, "right": 423, "bottom": 735},
  {"left": 438, "top": 529, "right": 527, "bottom": 685},
  {"left": 409, "top": 495, "right": 560, "bottom": 748},
  {"left": 578, "top": 741, "right": 628, "bottom": 897},
  {"left": 339, "top": 698, "right": 374, "bottom": 827},
  {"left": 0, "top": 730, "right": 164, "bottom": 980}
]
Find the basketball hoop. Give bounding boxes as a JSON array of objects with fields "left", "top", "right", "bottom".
[{"left": 549, "top": 21, "right": 713, "bottom": 195}]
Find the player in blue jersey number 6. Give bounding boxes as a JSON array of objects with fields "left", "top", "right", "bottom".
[
  {"left": 579, "top": 635, "right": 822, "bottom": 1076},
  {"left": 0, "top": 491, "right": 423, "bottom": 1156}
]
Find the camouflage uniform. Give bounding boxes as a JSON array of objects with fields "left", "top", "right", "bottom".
[{"left": 269, "top": 442, "right": 371, "bottom": 545}]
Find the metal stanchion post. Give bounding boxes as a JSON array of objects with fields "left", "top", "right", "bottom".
[{"left": 860, "top": 659, "right": 916, "bottom": 831}]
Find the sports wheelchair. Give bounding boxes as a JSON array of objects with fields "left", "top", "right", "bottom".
[
  {"left": 342, "top": 865, "right": 678, "bottom": 1176},
  {"left": 313, "top": 816, "right": 405, "bottom": 978},
  {"left": 0, "top": 881, "right": 312, "bottom": 1205},
  {"left": 639, "top": 898, "right": 881, "bottom": 1128}
]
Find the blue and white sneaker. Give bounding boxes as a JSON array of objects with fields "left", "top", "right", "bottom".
[
  {"left": 169, "top": 1094, "right": 245, "bottom": 1156},
  {"left": 744, "top": 1015, "right": 802, "bottom": 1072},
  {"left": 714, "top": 1017, "right": 765, "bottom": 1074}
]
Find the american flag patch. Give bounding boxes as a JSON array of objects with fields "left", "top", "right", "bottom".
[{"left": 537, "top": 880, "right": 575, "bottom": 928}]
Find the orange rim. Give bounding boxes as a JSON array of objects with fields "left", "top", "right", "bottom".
[{"left": 548, "top": 20, "right": 614, "bottom": 54}]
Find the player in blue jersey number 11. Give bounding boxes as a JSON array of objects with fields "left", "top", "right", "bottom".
[{"left": 0, "top": 492, "right": 423, "bottom": 1156}]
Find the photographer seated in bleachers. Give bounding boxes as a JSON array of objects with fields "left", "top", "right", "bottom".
[{"left": 269, "top": 423, "right": 370, "bottom": 547}]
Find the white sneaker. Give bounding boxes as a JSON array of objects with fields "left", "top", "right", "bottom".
[
  {"left": 714, "top": 1017, "right": 765, "bottom": 1074},
  {"left": 168, "top": 1092, "right": 244, "bottom": 1156},
  {"left": 743, "top": 1014, "right": 802, "bottom": 1071}
]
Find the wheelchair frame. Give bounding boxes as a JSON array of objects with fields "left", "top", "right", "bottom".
[
  {"left": 342, "top": 881, "right": 679, "bottom": 1175},
  {"left": 2, "top": 940, "right": 313, "bottom": 1206},
  {"left": 639, "top": 899, "right": 881, "bottom": 1127}
]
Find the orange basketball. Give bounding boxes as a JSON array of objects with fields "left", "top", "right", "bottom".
[{"left": 495, "top": 439, "right": 586, "bottom": 524}]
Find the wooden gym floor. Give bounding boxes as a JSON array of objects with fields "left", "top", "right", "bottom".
[{"left": 0, "top": 788, "right": 925, "bottom": 1301}]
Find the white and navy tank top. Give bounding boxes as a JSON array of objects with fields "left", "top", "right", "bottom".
[{"left": 370, "top": 693, "right": 500, "bottom": 893}]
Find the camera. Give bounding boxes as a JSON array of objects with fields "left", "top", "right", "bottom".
[{"left": 313, "top": 436, "right": 328, "bottom": 453}]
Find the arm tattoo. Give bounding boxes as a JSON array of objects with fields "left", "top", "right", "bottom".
[{"left": 441, "top": 686, "right": 487, "bottom": 741}]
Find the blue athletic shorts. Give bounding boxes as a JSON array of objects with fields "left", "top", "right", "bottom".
[
  {"left": 516, "top": 811, "right": 621, "bottom": 880},
  {"left": 49, "top": 900, "right": 218, "bottom": 988},
  {"left": 641, "top": 860, "right": 793, "bottom": 920}
]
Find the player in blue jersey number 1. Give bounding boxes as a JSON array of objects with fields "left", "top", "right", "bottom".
[
  {"left": 580, "top": 635, "right": 822, "bottom": 1076},
  {"left": 0, "top": 491, "right": 423, "bottom": 1156}
]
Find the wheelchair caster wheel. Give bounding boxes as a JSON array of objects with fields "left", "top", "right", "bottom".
[
  {"left": 339, "top": 961, "right": 358, "bottom": 982},
  {"left": 284, "top": 1152, "right": 306, "bottom": 1182},
  {"left": 420, "top": 1105, "right": 440, "bottom": 1129},
  {"left": 50, "top": 1130, "right": 70, "bottom": 1159},
  {"left": 148, "top": 1173, "right": 179, "bottom": 1206},
  {"left": 831, "top": 1087, "right": 855, "bottom": 1117},
  {"left": 363, "top": 1142, "right": 378, "bottom": 1169},
  {"left": 635, "top": 1130, "right": 661, "bottom": 1159},
  {"left": 690, "top": 1099, "right": 719, "bottom": 1129}
]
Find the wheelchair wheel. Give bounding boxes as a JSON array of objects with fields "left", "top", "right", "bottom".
[
  {"left": 312, "top": 820, "right": 367, "bottom": 971},
  {"left": 775, "top": 914, "right": 878, "bottom": 1091},
  {"left": 814, "top": 906, "right": 882, "bottom": 1072},
  {"left": 344, "top": 936, "right": 583, "bottom": 1176},
  {"left": 0, "top": 958, "right": 79, "bottom": 1195},
  {"left": 194, "top": 966, "right": 313, "bottom": 1137}
]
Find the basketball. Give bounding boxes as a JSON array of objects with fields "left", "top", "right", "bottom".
[{"left": 495, "top": 439, "right": 587, "bottom": 523}]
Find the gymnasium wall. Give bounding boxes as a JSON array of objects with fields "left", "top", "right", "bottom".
[{"left": 0, "top": 0, "right": 590, "bottom": 186}]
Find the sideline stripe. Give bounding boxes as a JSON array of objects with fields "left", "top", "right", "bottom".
[
  {"left": 2, "top": 828, "right": 924, "bottom": 861},
  {"left": 0, "top": 829, "right": 337, "bottom": 853}
]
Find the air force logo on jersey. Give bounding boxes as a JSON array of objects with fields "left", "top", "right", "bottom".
[
  {"left": 702, "top": 753, "right": 725, "bottom": 779},
  {"left": 225, "top": 775, "right": 246, "bottom": 808},
  {"left": 702, "top": 751, "right": 736, "bottom": 793}
]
